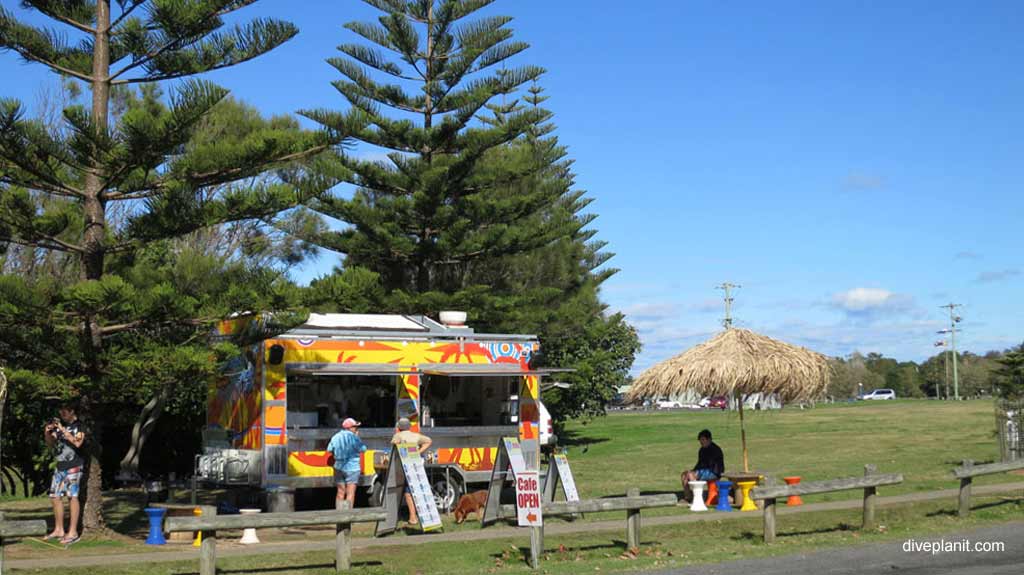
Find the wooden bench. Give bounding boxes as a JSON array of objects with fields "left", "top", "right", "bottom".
[
  {"left": 497, "top": 489, "right": 679, "bottom": 569},
  {"left": 750, "top": 464, "right": 903, "bottom": 543},
  {"left": 952, "top": 459, "right": 1024, "bottom": 517},
  {"left": 0, "top": 512, "right": 47, "bottom": 575},
  {"left": 165, "top": 503, "right": 386, "bottom": 575}
]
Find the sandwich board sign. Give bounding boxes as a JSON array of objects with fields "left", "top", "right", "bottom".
[
  {"left": 481, "top": 436, "right": 542, "bottom": 527},
  {"left": 375, "top": 443, "right": 442, "bottom": 536},
  {"left": 543, "top": 452, "right": 580, "bottom": 503}
]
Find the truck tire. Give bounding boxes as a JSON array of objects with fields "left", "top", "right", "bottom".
[
  {"left": 430, "top": 473, "right": 462, "bottom": 513},
  {"left": 370, "top": 478, "right": 385, "bottom": 507}
]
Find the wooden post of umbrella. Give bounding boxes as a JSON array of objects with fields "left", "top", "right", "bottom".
[{"left": 738, "top": 392, "right": 749, "bottom": 473}]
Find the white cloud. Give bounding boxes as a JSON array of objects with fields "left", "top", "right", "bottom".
[
  {"left": 955, "top": 251, "right": 982, "bottom": 261},
  {"left": 842, "top": 172, "right": 886, "bottom": 191},
  {"left": 831, "top": 287, "right": 914, "bottom": 316},
  {"left": 974, "top": 269, "right": 1020, "bottom": 284}
]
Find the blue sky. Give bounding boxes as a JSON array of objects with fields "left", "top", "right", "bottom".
[{"left": 2, "top": 1, "right": 1022, "bottom": 373}]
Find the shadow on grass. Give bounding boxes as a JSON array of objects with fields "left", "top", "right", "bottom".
[
  {"left": 597, "top": 489, "right": 683, "bottom": 500},
  {"left": 170, "top": 561, "right": 384, "bottom": 575},
  {"left": 492, "top": 541, "right": 626, "bottom": 565},
  {"left": 942, "top": 459, "right": 996, "bottom": 466},
  {"left": 557, "top": 429, "right": 611, "bottom": 449},
  {"left": 731, "top": 522, "right": 857, "bottom": 542},
  {"left": 926, "top": 498, "right": 1023, "bottom": 518}
]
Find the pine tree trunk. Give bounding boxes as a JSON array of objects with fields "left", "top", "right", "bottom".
[
  {"left": 0, "top": 368, "right": 7, "bottom": 486},
  {"left": 416, "top": 1, "right": 434, "bottom": 296},
  {"left": 81, "top": 0, "right": 112, "bottom": 532}
]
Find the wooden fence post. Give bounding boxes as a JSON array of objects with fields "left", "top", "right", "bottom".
[
  {"left": 763, "top": 498, "right": 776, "bottom": 544},
  {"left": 958, "top": 459, "right": 973, "bottom": 518},
  {"left": 529, "top": 525, "right": 543, "bottom": 569},
  {"left": 626, "top": 487, "right": 641, "bottom": 550},
  {"left": 862, "top": 464, "right": 877, "bottom": 530},
  {"left": 336, "top": 500, "right": 352, "bottom": 572},
  {"left": 199, "top": 527, "right": 216, "bottom": 575}
]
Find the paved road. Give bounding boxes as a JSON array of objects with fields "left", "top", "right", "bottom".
[{"left": 646, "top": 521, "right": 1024, "bottom": 575}]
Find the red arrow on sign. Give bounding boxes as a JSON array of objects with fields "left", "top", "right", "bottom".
[{"left": 526, "top": 512, "right": 537, "bottom": 522}]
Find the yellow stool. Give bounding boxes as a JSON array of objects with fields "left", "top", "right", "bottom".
[
  {"left": 737, "top": 481, "right": 759, "bottom": 511},
  {"left": 192, "top": 507, "right": 203, "bottom": 547}
]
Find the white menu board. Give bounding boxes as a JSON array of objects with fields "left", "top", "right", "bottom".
[
  {"left": 396, "top": 443, "right": 442, "bottom": 531},
  {"left": 553, "top": 454, "right": 580, "bottom": 502}
]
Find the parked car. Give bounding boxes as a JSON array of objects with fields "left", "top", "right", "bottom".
[
  {"left": 860, "top": 389, "right": 896, "bottom": 400},
  {"left": 656, "top": 399, "right": 683, "bottom": 409},
  {"left": 706, "top": 396, "right": 729, "bottom": 410}
]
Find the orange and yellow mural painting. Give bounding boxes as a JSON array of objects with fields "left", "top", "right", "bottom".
[
  {"left": 435, "top": 447, "right": 498, "bottom": 472},
  {"left": 207, "top": 343, "right": 263, "bottom": 450},
  {"left": 399, "top": 373, "right": 420, "bottom": 432}
]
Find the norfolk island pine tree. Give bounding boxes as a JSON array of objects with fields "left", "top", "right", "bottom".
[{"left": 0, "top": 0, "right": 340, "bottom": 530}]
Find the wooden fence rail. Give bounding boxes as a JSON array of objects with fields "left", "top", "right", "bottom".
[
  {"left": 496, "top": 490, "right": 679, "bottom": 569},
  {"left": 750, "top": 464, "right": 903, "bottom": 543},
  {"left": 165, "top": 504, "right": 386, "bottom": 575},
  {"left": 0, "top": 513, "right": 47, "bottom": 575},
  {"left": 952, "top": 459, "right": 1024, "bottom": 517}
]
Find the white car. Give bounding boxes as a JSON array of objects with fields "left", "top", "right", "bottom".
[
  {"left": 861, "top": 389, "right": 896, "bottom": 400},
  {"left": 656, "top": 400, "right": 683, "bottom": 409}
]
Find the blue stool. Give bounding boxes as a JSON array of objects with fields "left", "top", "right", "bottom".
[
  {"left": 144, "top": 507, "right": 167, "bottom": 545},
  {"left": 714, "top": 480, "right": 733, "bottom": 512}
]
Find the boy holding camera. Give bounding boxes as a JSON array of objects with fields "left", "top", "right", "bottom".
[{"left": 43, "top": 401, "right": 86, "bottom": 545}]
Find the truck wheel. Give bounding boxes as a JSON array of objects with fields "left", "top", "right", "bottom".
[
  {"left": 370, "top": 479, "right": 385, "bottom": 507},
  {"left": 430, "top": 474, "right": 462, "bottom": 513}
]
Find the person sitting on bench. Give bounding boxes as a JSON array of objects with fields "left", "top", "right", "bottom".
[{"left": 682, "top": 429, "right": 724, "bottom": 502}]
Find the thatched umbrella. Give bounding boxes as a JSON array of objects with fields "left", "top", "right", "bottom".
[{"left": 628, "top": 328, "right": 830, "bottom": 472}]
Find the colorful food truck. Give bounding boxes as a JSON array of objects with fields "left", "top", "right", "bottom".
[{"left": 197, "top": 313, "right": 554, "bottom": 510}]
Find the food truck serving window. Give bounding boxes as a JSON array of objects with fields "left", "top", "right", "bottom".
[
  {"left": 422, "top": 375, "right": 520, "bottom": 427},
  {"left": 286, "top": 374, "right": 399, "bottom": 429}
]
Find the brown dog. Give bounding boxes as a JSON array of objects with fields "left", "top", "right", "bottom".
[{"left": 452, "top": 490, "right": 488, "bottom": 524}]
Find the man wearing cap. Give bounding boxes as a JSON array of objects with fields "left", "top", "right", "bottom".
[
  {"left": 391, "top": 418, "right": 432, "bottom": 525},
  {"left": 327, "top": 418, "right": 367, "bottom": 508}
]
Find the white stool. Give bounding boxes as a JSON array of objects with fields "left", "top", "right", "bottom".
[
  {"left": 238, "top": 508, "right": 261, "bottom": 544},
  {"left": 689, "top": 481, "right": 708, "bottom": 512}
]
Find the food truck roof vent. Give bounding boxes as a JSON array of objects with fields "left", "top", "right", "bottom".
[{"left": 438, "top": 310, "right": 467, "bottom": 326}]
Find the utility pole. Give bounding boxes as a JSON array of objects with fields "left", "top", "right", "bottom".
[
  {"left": 717, "top": 283, "right": 741, "bottom": 329},
  {"left": 940, "top": 304, "right": 963, "bottom": 400},
  {"left": 936, "top": 332, "right": 950, "bottom": 399},
  {"left": 943, "top": 339, "right": 950, "bottom": 399}
]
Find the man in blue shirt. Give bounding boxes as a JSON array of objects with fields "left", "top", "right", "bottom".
[{"left": 327, "top": 418, "right": 367, "bottom": 508}]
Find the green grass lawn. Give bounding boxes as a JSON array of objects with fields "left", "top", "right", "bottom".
[
  {"left": 2, "top": 398, "right": 1021, "bottom": 572},
  {"left": 563, "top": 399, "right": 1014, "bottom": 503}
]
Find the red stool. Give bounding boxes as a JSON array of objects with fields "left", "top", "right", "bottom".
[
  {"left": 705, "top": 480, "right": 719, "bottom": 506},
  {"left": 783, "top": 476, "right": 803, "bottom": 506}
]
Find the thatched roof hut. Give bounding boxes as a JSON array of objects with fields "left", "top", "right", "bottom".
[
  {"left": 628, "top": 328, "right": 831, "bottom": 472},
  {"left": 628, "top": 328, "right": 830, "bottom": 403}
]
